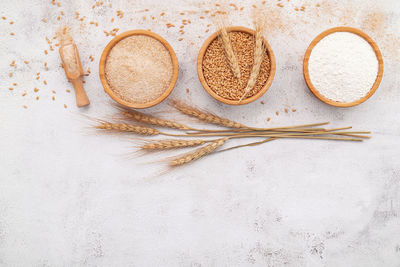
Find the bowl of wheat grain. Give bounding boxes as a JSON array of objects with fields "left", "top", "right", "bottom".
[{"left": 197, "top": 26, "right": 276, "bottom": 105}]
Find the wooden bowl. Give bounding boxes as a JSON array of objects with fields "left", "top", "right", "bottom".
[
  {"left": 303, "top": 27, "right": 384, "bottom": 107},
  {"left": 197, "top": 26, "right": 276, "bottom": 105},
  {"left": 99, "top": 30, "right": 179, "bottom": 109}
]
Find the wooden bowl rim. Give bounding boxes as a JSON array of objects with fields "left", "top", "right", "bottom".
[
  {"left": 197, "top": 26, "right": 276, "bottom": 105},
  {"left": 99, "top": 30, "right": 179, "bottom": 109},
  {"left": 303, "top": 26, "right": 384, "bottom": 108}
]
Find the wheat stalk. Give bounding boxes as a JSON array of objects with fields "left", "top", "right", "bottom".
[
  {"left": 169, "top": 138, "right": 228, "bottom": 166},
  {"left": 95, "top": 121, "right": 160, "bottom": 135},
  {"left": 114, "top": 105, "right": 192, "bottom": 130},
  {"left": 219, "top": 24, "right": 241, "bottom": 80},
  {"left": 239, "top": 22, "right": 265, "bottom": 103},
  {"left": 171, "top": 100, "right": 246, "bottom": 129},
  {"left": 140, "top": 139, "right": 207, "bottom": 150},
  {"left": 120, "top": 110, "right": 191, "bottom": 130},
  {"left": 218, "top": 137, "right": 277, "bottom": 153}
]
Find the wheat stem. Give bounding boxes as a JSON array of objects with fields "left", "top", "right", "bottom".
[
  {"left": 217, "top": 137, "right": 277, "bottom": 153},
  {"left": 188, "top": 127, "right": 329, "bottom": 134},
  {"left": 227, "top": 134, "right": 363, "bottom": 141},
  {"left": 247, "top": 122, "right": 330, "bottom": 131},
  {"left": 335, "top": 133, "right": 371, "bottom": 139},
  {"left": 179, "top": 129, "right": 369, "bottom": 139}
]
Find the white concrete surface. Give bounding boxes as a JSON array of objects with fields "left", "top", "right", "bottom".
[{"left": 1, "top": 0, "right": 399, "bottom": 266}]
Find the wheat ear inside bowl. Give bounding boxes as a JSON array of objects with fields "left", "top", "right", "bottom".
[
  {"left": 197, "top": 26, "right": 276, "bottom": 105},
  {"left": 99, "top": 30, "right": 179, "bottom": 109},
  {"left": 303, "top": 27, "right": 384, "bottom": 107}
]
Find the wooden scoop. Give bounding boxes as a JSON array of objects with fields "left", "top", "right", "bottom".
[{"left": 59, "top": 42, "right": 90, "bottom": 107}]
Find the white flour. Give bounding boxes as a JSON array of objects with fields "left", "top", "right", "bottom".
[{"left": 308, "top": 32, "right": 379, "bottom": 103}]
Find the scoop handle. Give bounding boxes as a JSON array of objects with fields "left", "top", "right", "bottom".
[{"left": 71, "top": 78, "right": 90, "bottom": 107}]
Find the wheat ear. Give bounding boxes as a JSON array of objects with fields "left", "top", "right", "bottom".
[
  {"left": 219, "top": 25, "right": 241, "bottom": 80},
  {"left": 95, "top": 121, "right": 160, "bottom": 135},
  {"left": 140, "top": 139, "right": 207, "bottom": 150},
  {"left": 113, "top": 105, "right": 192, "bottom": 130},
  {"left": 239, "top": 23, "right": 264, "bottom": 102},
  {"left": 169, "top": 138, "right": 228, "bottom": 166},
  {"left": 171, "top": 100, "right": 246, "bottom": 129}
]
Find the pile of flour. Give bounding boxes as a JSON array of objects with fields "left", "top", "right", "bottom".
[{"left": 308, "top": 32, "right": 379, "bottom": 103}]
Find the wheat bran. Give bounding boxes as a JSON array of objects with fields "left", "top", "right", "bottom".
[{"left": 105, "top": 34, "right": 173, "bottom": 104}]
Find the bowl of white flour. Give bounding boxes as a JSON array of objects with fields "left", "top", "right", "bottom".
[{"left": 303, "top": 27, "right": 384, "bottom": 107}]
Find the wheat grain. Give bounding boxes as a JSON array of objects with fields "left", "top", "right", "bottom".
[
  {"left": 219, "top": 25, "right": 241, "bottom": 80},
  {"left": 171, "top": 100, "right": 246, "bottom": 129},
  {"left": 118, "top": 107, "right": 191, "bottom": 130},
  {"left": 169, "top": 138, "right": 228, "bottom": 166},
  {"left": 239, "top": 23, "right": 264, "bottom": 102},
  {"left": 95, "top": 121, "right": 160, "bottom": 135},
  {"left": 141, "top": 139, "right": 207, "bottom": 150}
]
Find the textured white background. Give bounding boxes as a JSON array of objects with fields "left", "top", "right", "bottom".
[{"left": 1, "top": 0, "right": 400, "bottom": 266}]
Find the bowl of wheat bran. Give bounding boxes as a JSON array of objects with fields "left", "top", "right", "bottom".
[
  {"left": 197, "top": 26, "right": 276, "bottom": 105},
  {"left": 99, "top": 30, "right": 179, "bottom": 109}
]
